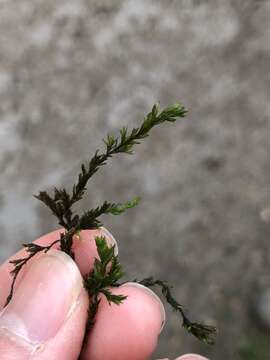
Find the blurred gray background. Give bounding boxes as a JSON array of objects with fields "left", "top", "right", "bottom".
[{"left": 0, "top": 0, "right": 270, "bottom": 359}]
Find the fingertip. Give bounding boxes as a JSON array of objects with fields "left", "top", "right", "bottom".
[
  {"left": 72, "top": 227, "right": 118, "bottom": 275},
  {"left": 72, "top": 229, "right": 100, "bottom": 275},
  {"left": 0, "top": 228, "right": 65, "bottom": 310},
  {"left": 175, "top": 355, "right": 209, "bottom": 360},
  {"left": 0, "top": 227, "right": 117, "bottom": 310},
  {"left": 0, "top": 250, "right": 89, "bottom": 360},
  {"left": 122, "top": 282, "right": 166, "bottom": 332},
  {"left": 82, "top": 283, "right": 165, "bottom": 360},
  {"left": 99, "top": 227, "right": 119, "bottom": 255}
]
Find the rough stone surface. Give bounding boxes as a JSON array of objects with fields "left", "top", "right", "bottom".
[
  {"left": 255, "top": 288, "right": 270, "bottom": 330},
  {"left": 0, "top": 1, "right": 270, "bottom": 359}
]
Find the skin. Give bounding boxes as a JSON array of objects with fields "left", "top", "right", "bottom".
[{"left": 0, "top": 229, "right": 208, "bottom": 360}]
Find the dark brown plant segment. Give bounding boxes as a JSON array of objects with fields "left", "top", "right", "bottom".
[{"left": 6, "top": 103, "right": 216, "bottom": 345}]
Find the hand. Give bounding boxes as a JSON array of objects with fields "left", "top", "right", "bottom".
[{"left": 0, "top": 228, "right": 208, "bottom": 360}]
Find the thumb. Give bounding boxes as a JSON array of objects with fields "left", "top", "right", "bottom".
[{"left": 0, "top": 250, "right": 88, "bottom": 360}]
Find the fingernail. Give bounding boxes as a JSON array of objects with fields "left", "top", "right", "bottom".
[
  {"left": 123, "top": 282, "right": 166, "bottom": 333},
  {"left": 0, "top": 250, "right": 83, "bottom": 344},
  {"left": 175, "top": 355, "right": 209, "bottom": 360},
  {"left": 100, "top": 226, "right": 119, "bottom": 255},
  {"left": 156, "top": 357, "right": 209, "bottom": 360}
]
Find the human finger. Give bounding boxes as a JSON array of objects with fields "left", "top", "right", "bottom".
[
  {"left": 81, "top": 282, "right": 166, "bottom": 360},
  {"left": 0, "top": 227, "right": 115, "bottom": 309},
  {"left": 0, "top": 249, "right": 89, "bottom": 360}
]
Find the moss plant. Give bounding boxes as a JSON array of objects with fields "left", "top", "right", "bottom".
[{"left": 5, "top": 103, "right": 217, "bottom": 346}]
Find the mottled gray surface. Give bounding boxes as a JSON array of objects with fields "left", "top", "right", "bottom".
[{"left": 0, "top": 0, "right": 270, "bottom": 359}]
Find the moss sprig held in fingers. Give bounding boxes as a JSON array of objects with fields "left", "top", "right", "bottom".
[{"left": 5, "top": 103, "right": 217, "bottom": 346}]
